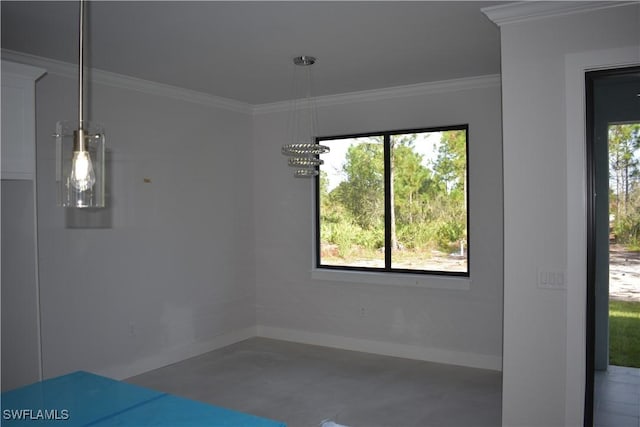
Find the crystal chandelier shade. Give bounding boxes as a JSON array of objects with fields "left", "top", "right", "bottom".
[{"left": 281, "top": 56, "right": 329, "bottom": 178}]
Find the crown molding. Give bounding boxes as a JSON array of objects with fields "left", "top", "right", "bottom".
[
  {"left": 1, "top": 60, "right": 46, "bottom": 81},
  {"left": 1, "top": 49, "right": 252, "bottom": 114},
  {"left": 252, "top": 74, "right": 501, "bottom": 115},
  {"left": 482, "top": 1, "right": 638, "bottom": 26},
  {"left": 2, "top": 49, "right": 501, "bottom": 116}
]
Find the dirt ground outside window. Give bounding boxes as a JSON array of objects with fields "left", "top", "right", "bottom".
[{"left": 610, "top": 244, "right": 640, "bottom": 301}]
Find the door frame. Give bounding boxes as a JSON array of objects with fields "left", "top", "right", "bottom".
[{"left": 584, "top": 65, "right": 640, "bottom": 427}]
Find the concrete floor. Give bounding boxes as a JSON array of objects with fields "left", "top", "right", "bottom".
[
  {"left": 594, "top": 365, "right": 640, "bottom": 427},
  {"left": 126, "top": 338, "right": 502, "bottom": 427}
]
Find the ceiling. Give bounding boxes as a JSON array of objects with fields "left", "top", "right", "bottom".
[{"left": 1, "top": 1, "right": 502, "bottom": 105}]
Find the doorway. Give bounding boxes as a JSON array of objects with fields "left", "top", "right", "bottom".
[{"left": 586, "top": 66, "right": 640, "bottom": 427}]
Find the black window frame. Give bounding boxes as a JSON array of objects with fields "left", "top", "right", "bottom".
[{"left": 315, "top": 124, "right": 470, "bottom": 277}]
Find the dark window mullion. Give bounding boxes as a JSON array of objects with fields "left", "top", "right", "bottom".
[
  {"left": 384, "top": 133, "right": 392, "bottom": 270},
  {"left": 314, "top": 140, "right": 321, "bottom": 268}
]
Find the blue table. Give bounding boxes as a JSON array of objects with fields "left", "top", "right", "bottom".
[{"left": 1, "top": 371, "right": 286, "bottom": 426}]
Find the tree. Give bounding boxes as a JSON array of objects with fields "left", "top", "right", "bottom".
[
  {"left": 390, "top": 137, "right": 398, "bottom": 250},
  {"left": 609, "top": 124, "right": 640, "bottom": 218},
  {"left": 609, "top": 123, "right": 640, "bottom": 244},
  {"left": 390, "top": 135, "right": 436, "bottom": 249},
  {"left": 392, "top": 138, "right": 434, "bottom": 223},
  {"left": 321, "top": 129, "right": 469, "bottom": 258},
  {"left": 337, "top": 139, "right": 384, "bottom": 230},
  {"left": 431, "top": 130, "right": 468, "bottom": 248},
  {"left": 433, "top": 130, "right": 466, "bottom": 196}
]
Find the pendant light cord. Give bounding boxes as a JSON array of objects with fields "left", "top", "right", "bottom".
[{"left": 78, "top": 0, "right": 84, "bottom": 127}]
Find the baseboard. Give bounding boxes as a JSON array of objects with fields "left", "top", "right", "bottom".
[
  {"left": 257, "top": 325, "right": 502, "bottom": 371},
  {"left": 95, "top": 324, "right": 501, "bottom": 379},
  {"left": 97, "top": 326, "right": 258, "bottom": 380}
]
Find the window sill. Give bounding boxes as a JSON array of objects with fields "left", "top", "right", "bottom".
[{"left": 310, "top": 268, "right": 471, "bottom": 290}]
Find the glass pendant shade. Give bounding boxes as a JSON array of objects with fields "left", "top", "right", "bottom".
[{"left": 56, "top": 120, "right": 105, "bottom": 208}]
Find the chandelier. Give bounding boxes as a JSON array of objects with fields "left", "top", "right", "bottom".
[{"left": 281, "top": 55, "right": 329, "bottom": 178}]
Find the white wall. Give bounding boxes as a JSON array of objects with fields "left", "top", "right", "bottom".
[
  {"left": 26, "top": 63, "right": 256, "bottom": 379},
  {"left": 4, "top": 55, "right": 503, "bottom": 386},
  {"left": 1, "top": 181, "right": 41, "bottom": 390},
  {"left": 253, "top": 80, "right": 503, "bottom": 370},
  {"left": 1, "top": 61, "right": 45, "bottom": 390},
  {"left": 494, "top": 4, "right": 640, "bottom": 426}
]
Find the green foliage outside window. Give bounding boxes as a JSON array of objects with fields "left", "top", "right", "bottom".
[
  {"left": 318, "top": 127, "right": 468, "bottom": 274},
  {"left": 609, "top": 123, "right": 640, "bottom": 248}
]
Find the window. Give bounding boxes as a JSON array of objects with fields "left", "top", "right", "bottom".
[{"left": 316, "top": 125, "right": 469, "bottom": 276}]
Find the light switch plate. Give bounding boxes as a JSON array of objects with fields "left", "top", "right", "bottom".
[{"left": 538, "top": 268, "right": 567, "bottom": 290}]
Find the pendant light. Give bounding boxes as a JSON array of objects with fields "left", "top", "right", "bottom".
[
  {"left": 55, "top": 0, "right": 105, "bottom": 208},
  {"left": 281, "top": 55, "right": 329, "bottom": 178}
]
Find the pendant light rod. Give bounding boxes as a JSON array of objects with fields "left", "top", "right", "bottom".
[
  {"left": 55, "top": 0, "right": 106, "bottom": 208},
  {"left": 78, "top": 0, "right": 84, "bottom": 127}
]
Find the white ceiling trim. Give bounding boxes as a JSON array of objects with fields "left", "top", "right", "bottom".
[
  {"left": 2, "top": 60, "right": 47, "bottom": 81},
  {"left": 1, "top": 49, "right": 253, "bottom": 114},
  {"left": 2, "top": 49, "right": 500, "bottom": 116},
  {"left": 253, "top": 74, "right": 501, "bottom": 115},
  {"left": 482, "top": 1, "right": 638, "bottom": 26}
]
